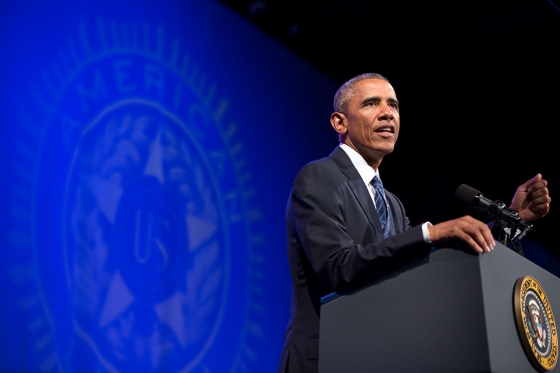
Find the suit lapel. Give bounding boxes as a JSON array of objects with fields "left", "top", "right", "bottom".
[{"left": 329, "top": 147, "right": 382, "bottom": 233}]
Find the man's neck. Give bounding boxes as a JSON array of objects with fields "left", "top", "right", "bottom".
[{"left": 340, "top": 143, "right": 382, "bottom": 171}]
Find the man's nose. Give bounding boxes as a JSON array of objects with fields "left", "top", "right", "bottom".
[{"left": 379, "top": 102, "right": 394, "bottom": 119}]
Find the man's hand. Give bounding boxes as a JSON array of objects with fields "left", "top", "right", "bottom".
[
  {"left": 428, "top": 215, "right": 496, "bottom": 254},
  {"left": 509, "top": 173, "right": 551, "bottom": 222}
]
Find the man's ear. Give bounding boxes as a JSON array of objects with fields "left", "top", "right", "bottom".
[{"left": 330, "top": 112, "right": 347, "bottom": 135}]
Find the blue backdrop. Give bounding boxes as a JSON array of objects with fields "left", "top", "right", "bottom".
[{"left": 0, "top": 1, "right": 337, "bottom": 372}]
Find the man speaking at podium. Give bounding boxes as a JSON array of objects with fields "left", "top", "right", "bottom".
[{"left": 278, "top": 72, "right": 552, "bottom": 373}]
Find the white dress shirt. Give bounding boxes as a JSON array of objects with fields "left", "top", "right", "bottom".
[{"left": 339, "top": 144, "right": 432, "bottom": 243}]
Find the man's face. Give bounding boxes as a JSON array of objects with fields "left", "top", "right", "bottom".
[{"left": 336, "top": 78, "right": 400, "bottom": 161}]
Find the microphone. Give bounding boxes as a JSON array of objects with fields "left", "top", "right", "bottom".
[{"left": 455, "top": 184, "right": 522, "bottom": 225}]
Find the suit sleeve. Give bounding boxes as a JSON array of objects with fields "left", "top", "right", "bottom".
[{"left": 289, "top": 161, "right": 431, "bottom": 291}]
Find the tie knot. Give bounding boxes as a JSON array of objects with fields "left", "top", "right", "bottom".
[{"left": 372, "top": 175, "right": 383, "bottom": 189}]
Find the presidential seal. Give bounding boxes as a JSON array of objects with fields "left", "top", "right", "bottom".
[{"left": 514, "top": 275, "right": 558, "bottom": 372}]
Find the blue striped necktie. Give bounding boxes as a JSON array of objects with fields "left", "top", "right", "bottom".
[{"left": 372, "top": 175, "right": 390, "bottom": 239}]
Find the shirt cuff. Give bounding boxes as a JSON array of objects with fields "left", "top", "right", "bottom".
[{"left": 422, "top": 221, "right": 433, "bottom": 244}]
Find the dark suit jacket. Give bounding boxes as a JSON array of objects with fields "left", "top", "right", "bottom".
[{"left": 278, "top": 146, "right": 432, "bottom": 373}]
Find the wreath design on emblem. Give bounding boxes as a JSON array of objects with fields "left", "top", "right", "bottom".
[
  {"left": 20, "top": 18, "right": 263, "bottom": 372},
  {"left": 64, "top": 101, "right": 226, "bottom": 370}
]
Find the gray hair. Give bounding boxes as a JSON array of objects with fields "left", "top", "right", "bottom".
[{"left": 333, "top": 73, "right": 390, "bottom": 113}]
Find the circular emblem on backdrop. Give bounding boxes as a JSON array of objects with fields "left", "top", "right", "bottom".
[
  {"left": 12, "top": 18, "right": 265, "bottom": 372},
  {"left": 514, "top": 276, "right": 558, "bottom": 372}
]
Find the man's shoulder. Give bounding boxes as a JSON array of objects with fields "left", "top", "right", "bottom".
[
  {"left": 304, "top": 155, "right": 336, "bottom": 168},
  {"left": 296, "top": 155, "right": 338, "bottom": 177},
  {"left": 299, "top": 146, "right": 346, "bottom": 171},
  {"left": 291, "top": 157, "right": 348, "bottom": 193}
]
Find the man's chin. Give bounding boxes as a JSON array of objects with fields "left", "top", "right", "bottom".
[{"left": 373, "top": 144, "right": 395, "bottom": 155}]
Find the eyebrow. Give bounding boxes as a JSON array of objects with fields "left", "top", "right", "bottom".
[{"left": 360, "top": 96, "right": 400, "bottom": 107}]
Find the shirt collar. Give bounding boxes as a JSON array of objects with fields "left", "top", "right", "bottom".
[{"left": 339, "top": 143, "right": 378, "bottom": 186}]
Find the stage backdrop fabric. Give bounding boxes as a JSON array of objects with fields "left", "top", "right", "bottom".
[{"left": 0, "top": 1, "right": 338, "bottom": 372}]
